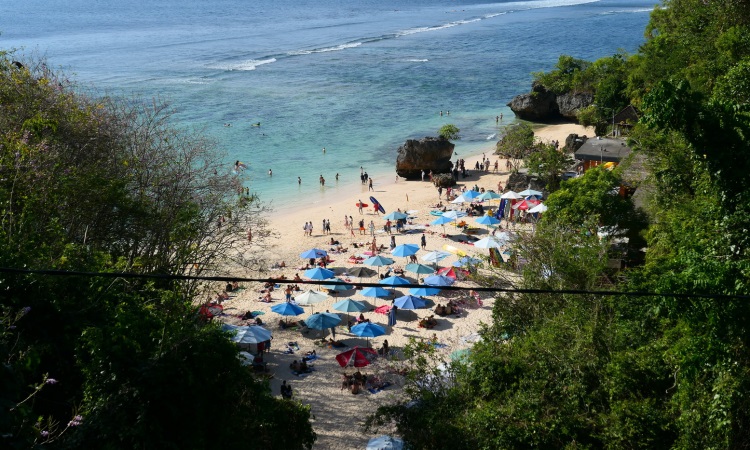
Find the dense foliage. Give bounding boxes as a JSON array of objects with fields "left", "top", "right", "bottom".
[
  {"left": 370, "top": 1, "right": 750, "bottom": 448},
  {"left": 0, "top": 55, "right": 315, "bottom": 448}
]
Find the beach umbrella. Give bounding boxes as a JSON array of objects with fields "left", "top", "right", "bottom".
[
  {"left": 442, "top": 210, "right": 467, "bottom": 220},
  {"left": 453, "top": 256, "right": 481, "bottom": 268},
  {"left": 391, "top": 243, "right": 419, "bottom": 257},
  {"left": 424, "top": 274, "right": 455, "bottom": 287},
  {"left": 518, "top": 188, "right": 543, "bottom": 198},
  {"left": 473, "top": 236, "right": 506, "bottom": 249},
  {"left": 304, "top": 267, "right": 335, "bottom": 280},
  {"left": 299, "top": 248, "right": 327, "bottom": 259},
  {"left": 450, "top": 194, "right": 472, "bottom": 204},
  {"left": 528, "top": 203, "right": 548, "bottom": 213},
  {"left": 500, "top": 190, "right": 523, "bottom": 200},
  {"left": 305, "top": 312, "right": 342, "bottom": 330},
  {"left": 346, "top": 266, "right": 376, "bottom": 278},
  {"left": 322, "top": 278, "right": 354, "bottom": 292},
  {"left": 409, "top": 286, "right": 442, "bottom": 296},
  {"left": 405, "top": 263, "right": 435, "bottom": 275},
  {"left": 513, "top": 199, "right": 540, "bottom": 211},
  {"left": 363, "top": 255, "right": 395, "bottom": 267},
  {"left": 393, "top": 295, "right": 428, "bottom": 310},
  {"left": 350, "top": 322, "right": 386, "bottom": 346},
  {"left": 436, "top": 267, "right": 457, "bottom": 279},
  {"left": 221, "top": 324, "right": 272, "bottom": 345},
  {"left": 295, "top": 290, "right": 328, "bottom": 309},
  {"left": 332, "top": 298, "right": 368, "bottom": 314},
  {"left": 462, "top": 190, "right": 482, "bottom": 200},
  {"left": 422, "top": 250, "right": 450, "bottom": 264},
  {"left": 367, "top": 435, "right": 404, "bottom": 450},
  {"left": 430, "top": 215, "right": 454, "bottom": 233},
  {"left": 477, "top": 191, "right": 502, "bottom": 202},
  {"left": 361, "top": 286, "right": 391, "bottom": 299},
  {"left": 474, "top": 215, "right": 501, "bottom": 229},
  {"left": 379, "top": 276, "right": 411, "bottom": 287},
  {"left": 271, "top": 302, "right": 304, "bottom": 323},
  {"left": 382, "top": 211, "right": 408, "bottom": 221},
  {"left": 335, "top": 346, "right": 378, "bottom": 368}
]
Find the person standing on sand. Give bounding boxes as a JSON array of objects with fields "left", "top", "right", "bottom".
[
  {"left": 358, "top": 200, "right": 364, "bottom": 215},
  {"left": 368, "top": 178, "right": 374, "bottom": 191},
  {"left": 421, "top": 170, "right": 425, "bottom": 181},
  {"left": 369, "top": 220, "right": 375, "bottom": 237},
  {"left": 309, "top": 221, "right": 313, "bottom": 236},
  {"left": 359, "top": 219, "right": 365, "bottom": 235},
  {"left": 344, "top": 215, "right": 349, "bottom": 230},
  {"left": 497, "top": 181, "right": 503, "bottom": 192},
  {"left": 421, "top": 233, "right": 426, "bottom": 250}
]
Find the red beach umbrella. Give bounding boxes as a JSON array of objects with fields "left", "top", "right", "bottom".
[
  {"left": 513, "top": 199, "right": 541, "bottom": 211},
  {"left": 436, "top": 267, "right": 457, "bottom": 279},
  {"left": 335, "top": 346, "right": 379, "bottom": 368}
]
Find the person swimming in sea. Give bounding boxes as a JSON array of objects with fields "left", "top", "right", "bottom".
[{"left": 252, "top": 122, "right": 261, "bottom": 127}]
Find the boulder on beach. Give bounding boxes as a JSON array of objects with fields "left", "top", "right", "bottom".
[{"left": 395, "top": 137, "right": 454, "bottom": 179}]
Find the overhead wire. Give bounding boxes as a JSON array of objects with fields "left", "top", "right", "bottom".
[{"left": 0, "top": 267, "right": 747, "bottom": 300}]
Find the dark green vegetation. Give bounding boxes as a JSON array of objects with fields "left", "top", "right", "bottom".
[
  {"left": 368, "top": 1, "right": 750, "bottom": 448},
  {"left": 437, "top": 124, "right": 460, "bottom": 141},
  {"left": 0, "top": 56, "right": 315, "bottom": 448}
]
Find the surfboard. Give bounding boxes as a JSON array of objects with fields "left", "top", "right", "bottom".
[
  {"left": 370, "top": 196, "right": 385, "bottom": 213},
  {"left": 356, "top": 202, "right": 369, "bottom": 208},
  {"left": 442, "top": 244, "right": 467, "bottom": 257}
]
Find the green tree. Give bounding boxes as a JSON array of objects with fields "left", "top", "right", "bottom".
[
  {"left": 0, "top": 53, "right": 315, "bottom": 449},
  {"left": 438, "top": 124, "right": 460, "bottom": 140},
  {"left": 495, "top": 123, "right": 535, "bottom": 171},
  {"left": 523, "top": 143, "right": 573, "bottom": 192}
]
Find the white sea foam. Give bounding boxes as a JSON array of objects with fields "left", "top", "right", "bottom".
[
  {"left": 487, "top": 133, "right": 497, "bottom": 140},
  {"left": 407, "top": 59, "right": 429, "bottom": 62},
  {"left": 600, "top": 8, "right": 655, "bottom": 15},
  {"left": 212, "top": 58, "right": 277, "bottom": 71},
  {"left": 287, "top": 42, "right": 362, "bottom": 56}
]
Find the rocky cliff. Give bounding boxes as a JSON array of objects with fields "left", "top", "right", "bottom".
[
  {"left": 507, "top": 82, "right": 594, "bottom": 122},
  {"left": 395, "top": 137, "right": 454, "bottom": 179}
]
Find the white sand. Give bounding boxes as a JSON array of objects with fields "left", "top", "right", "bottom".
[{"left": 215, "top": 123, "right": 587, "bottom": 449}]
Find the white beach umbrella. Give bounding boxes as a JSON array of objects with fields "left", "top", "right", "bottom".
[
  {"left": 529, "top": 203, "right": 548, "bottom": 213},
  {"left": 295, "top": 289, "right": 328, "bottom": 306},
  {"left": 500, "top": 191, "right": 523, "bottom": 200},
  {"left": 474, "top": 236, "right": 507, "bottom": 249}
]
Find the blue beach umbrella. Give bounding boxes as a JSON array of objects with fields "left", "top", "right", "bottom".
[
  {"left": 393, "top": 295, "right": 428, "bottom": 310},
  {"left": 363, "top": 255, "right": 395, "bottom": 267},
  {"left": 323, "top": 278, "right": 354, "bottom": 291},
  {"left": 332, "top": 299, "right": 368, "bottom": 313},
  {"left": 271, "top": 302, "right": 304, "bottom": 323},
  {"left": 304, "top": 267, "right": 335, "bottom": 280},
  {"left": 442, "top": 210, "right": 467, "bottom": 220},
  {"left": 361, "top": 286, "right": 391, "bottom": 299},
  {"left": 477, "top": 191, "right": 502, "bottom": 202},
  {"left": 300, "top": 248, "right": 328, "bottom": 259},
  {"left": 409, "top": 287, "right": 442, "bottom": 296},
  {"left": 405, "top": 263, "right": 435, "bottom": 275},
  {"left": 421, "top": 250, "right": 450, "bottom": 265},
  {"left": 431, "top": 215, "right": 454, "bottom": 226},
  {"left": 475, "top": 215, "right": 501, "bottom": 229},
  {"left": 391, "top": 243, "right": 419, "bottom": 257},
  {"left": 351, "top": 322, "right": 386, "bottom": 338},
  {"left": 453, "top": 256, "right": 481, "bottom": 268},
  {"left": 351, "top": 321, "right": 386, "bottom": 346},
  {"left": 462, "top": 190, "right": 482, "bottom": 200},
  {"left": 305, "top": 312, "right": 342, "bottom": 330},
  {"left": 518, "top": 188, "right": 543, "bottom": 198},
  {"left": 379, "top": 276, "right": 411, "bottom": 287},
  {"left": 424, "top": 274, "right": 456, "bottom": 287}
]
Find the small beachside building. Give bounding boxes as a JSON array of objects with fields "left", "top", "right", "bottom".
[
  {"left": 574, "top": 137, "right": 632, "bottom": 172},
  {"left": 612, "top": 105, "right": 639, "bottom": 137}
]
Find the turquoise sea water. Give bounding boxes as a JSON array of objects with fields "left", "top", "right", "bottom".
[{"left": 2, "top": 0, "right": 654, "bottom": 208}]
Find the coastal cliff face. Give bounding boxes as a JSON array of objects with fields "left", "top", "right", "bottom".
[
  {"left": 395, "top": 137, "right": 454, "bottom": 179},
  {"left": 507, "top": 82, "right": 593, "bottom": 122}
]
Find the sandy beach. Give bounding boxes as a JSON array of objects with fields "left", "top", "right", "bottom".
[{"left": 215, "top": 122, "right": 590, "bottom": 449}]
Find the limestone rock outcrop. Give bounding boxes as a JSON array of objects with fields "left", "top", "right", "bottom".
[
  {"left": 556, "top": 92, "right": 594, "bottom": 120},
  {"left": 506, "top": 82, "right": 559, "bottom": 121},
  {"left": 507, "top": 82, "right": 594, "bottom": 122},
  {"left": 395, "top": 137, "right": 454, "bottom": 179}
]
